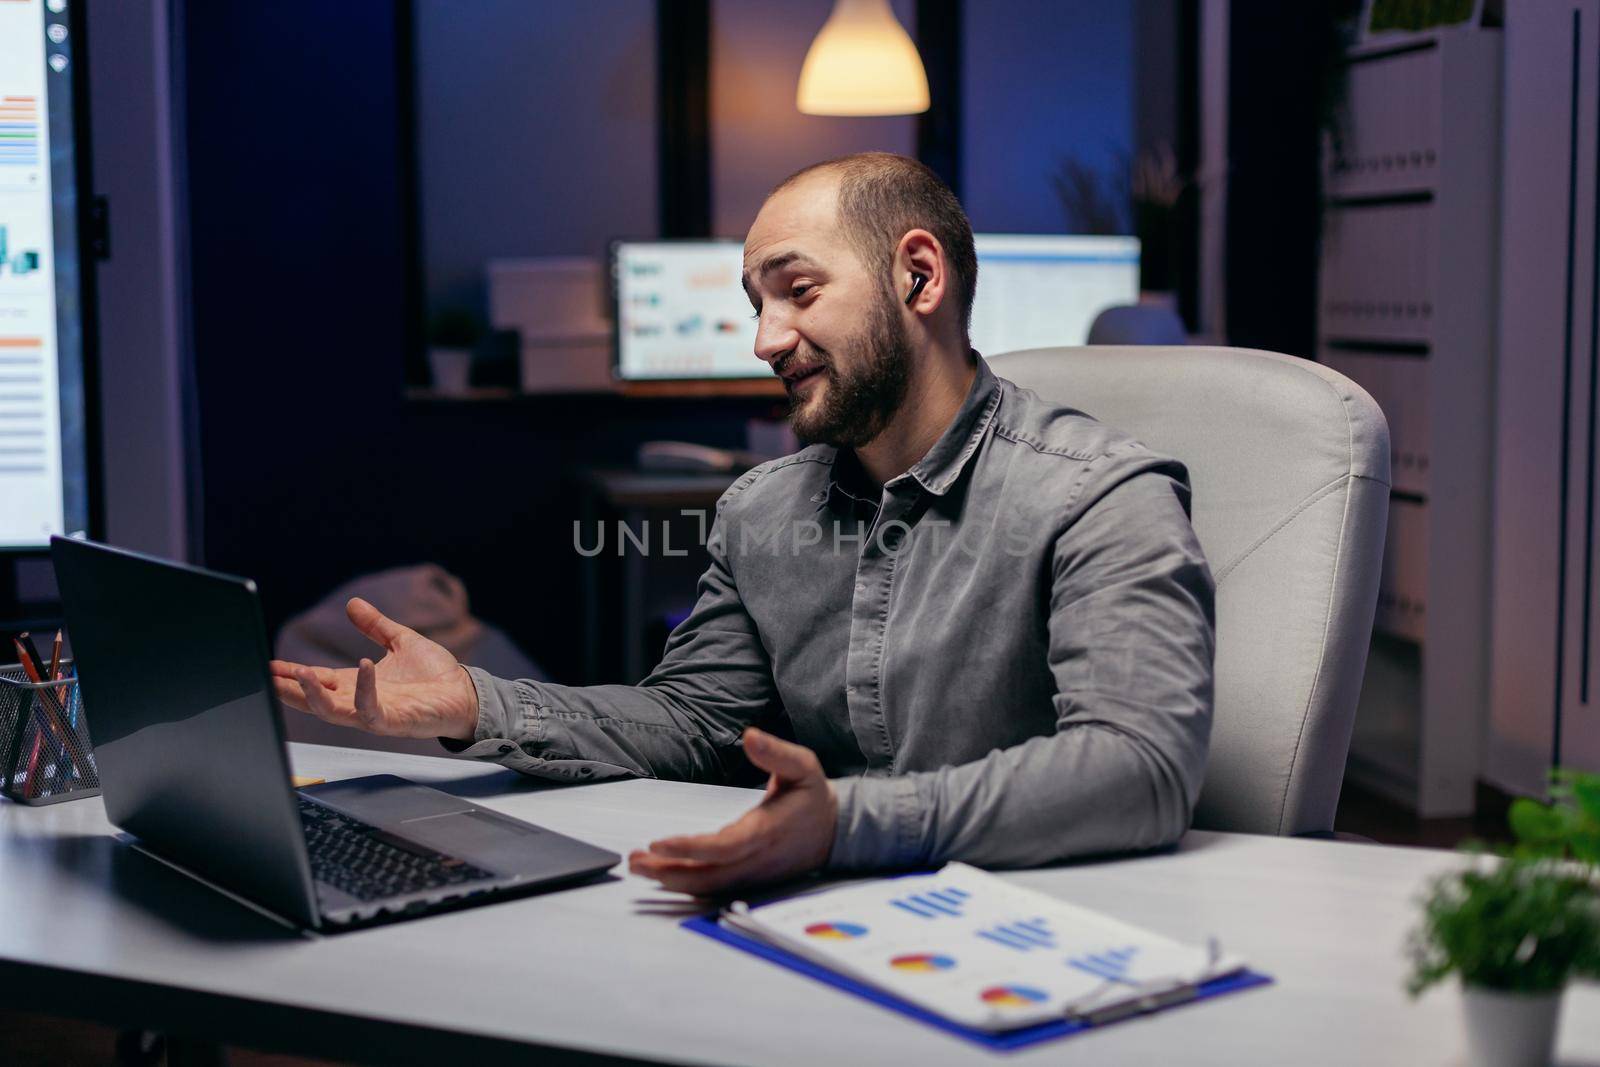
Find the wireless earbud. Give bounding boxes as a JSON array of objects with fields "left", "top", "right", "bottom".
[{"left": 905, "top": 274, "right": 928, "bottom": 306}]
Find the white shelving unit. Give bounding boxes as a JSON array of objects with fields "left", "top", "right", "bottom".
[
  {"left": 1488, "top": 0, "right": 1600, "bottom": 794},
  {"left": 1317, "top": 28, "right": 1502, "bottom": 816}
]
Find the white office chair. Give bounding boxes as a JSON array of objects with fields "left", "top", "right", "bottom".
[
  {"left": 1085, "top": 304, "right": 1191, "bottom": 345},
  {"left": 990, "top": 346, "right": 1390, "bottom": 835}
]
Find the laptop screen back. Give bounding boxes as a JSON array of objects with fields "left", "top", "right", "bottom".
[{"left": 50, "top": 537, "right": 320, "bottom": 927}]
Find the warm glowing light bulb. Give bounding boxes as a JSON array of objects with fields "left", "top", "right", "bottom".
[{"left": 796, "top": 0, "right": 930, "bottom": 117}]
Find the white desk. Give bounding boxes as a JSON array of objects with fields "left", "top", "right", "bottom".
[{"left": 2, "top": 743, "right": 1598, "bottom": 1065}]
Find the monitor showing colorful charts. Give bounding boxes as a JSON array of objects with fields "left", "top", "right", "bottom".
[
  {"left": 611, "top": 240, "right": 765, "bottom": 381},
  {"left": 609, "top": 233, "right": 1141, "bottom": 383},
  {"left": 968, "top": 234, "right": 1140, "bottom": 356},
  {"left": 0, "top": 0, "right": 94, "bottom": 550}
]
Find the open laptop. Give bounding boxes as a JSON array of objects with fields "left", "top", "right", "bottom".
[{"left": 50, "top": 536, "right": 620, "bottom": 932}]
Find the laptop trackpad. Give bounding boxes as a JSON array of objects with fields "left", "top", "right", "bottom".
[
  {"left": 306, "top": 775, "right": 472, "bottom": 822},
  {"left": 399, "top": 810, "right": 542, "bottom": 863}
]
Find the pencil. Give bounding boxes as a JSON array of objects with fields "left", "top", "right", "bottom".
[
  {"left": 22, "top": 727, "right": 42, "bottom": 799},
  {"left": 47, "top": 629, "right": 68, "bottom": 709},
  {"left": 12, "top": 635, "right": 42, "bottom": 683}
]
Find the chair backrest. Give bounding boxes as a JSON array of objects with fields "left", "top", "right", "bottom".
[
  {"left": 1085, "top": 304, "right": 1190, "bottom": 346},
  {"left": 990, "top": 346, "right": 1390, "bottom": 835}
]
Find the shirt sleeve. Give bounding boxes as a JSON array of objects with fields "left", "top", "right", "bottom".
[
  {"left": 446, "top": 485, "right": 782, "bottom": 785},
  {"left": 826, "top": 465, "right": 1215, "bottom": 870}
]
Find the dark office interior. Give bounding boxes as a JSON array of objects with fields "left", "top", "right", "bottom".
[{"left": 6, "top": 1, "right": 1600, "bottom": 1064}]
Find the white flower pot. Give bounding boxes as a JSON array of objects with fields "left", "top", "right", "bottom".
[{"left": 1461, "top": 985, "right": 1563, "bottom": 1067}]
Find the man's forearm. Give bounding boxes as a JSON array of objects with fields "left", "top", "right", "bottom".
[
  {"left": 827, "top": 718, "right": 1204, "bottom": 870},
  {"left": 447, "top": 665, "right": 754, "bottom": 783},
  {"left": 447, "top": 491, "right": 781, "bottom": 784}
]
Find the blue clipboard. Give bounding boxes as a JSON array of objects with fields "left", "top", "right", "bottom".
[{"left": 682, "top": 912, "right": 1273, "bottom": 1052}]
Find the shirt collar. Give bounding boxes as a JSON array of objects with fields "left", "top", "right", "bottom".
[
  {"left": 823, "top": 352, "right": 1001, "bottom": 506},
  {"left": 904, "top": 353, "right": 1001, "bottom": 496}
]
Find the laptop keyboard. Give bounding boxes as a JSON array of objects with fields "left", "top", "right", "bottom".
[{"left": 299, "top": 797, "right": 495, "bottom": 903}]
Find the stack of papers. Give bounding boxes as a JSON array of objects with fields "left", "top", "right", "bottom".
[{"left": 719, "top": 862, "right": 1246, "bottom": 1032}]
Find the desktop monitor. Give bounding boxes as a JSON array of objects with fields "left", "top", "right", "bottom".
[
  {"left": 611, "top": 239, "right": 765, "bottom": 382},
  {"left": 0, "top": 0, "right": 96, "bottom": 550},
  {"left": 968, "top": 234, "right": 1141, "bottom": 356},
  {"left": 608, "top": 233, "right": 1141, "bottom": 383}
]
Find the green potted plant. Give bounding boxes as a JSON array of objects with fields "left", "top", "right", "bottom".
[
  {"left": 426, "top": 307, "right": 483, "bottom": 395},
  {"left": 1507, "top": 769, "right": 1600, "bottom": 866},
  {"left": 1406, "top": 771, "right": 1600, "bottom": 1067}
]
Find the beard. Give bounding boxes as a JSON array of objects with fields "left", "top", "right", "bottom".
[{"left": 779, "top": 288, "right": 913, "bottom": 448}]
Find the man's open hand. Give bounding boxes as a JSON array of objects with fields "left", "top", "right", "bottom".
[
  {"left": 269, "top": 597, "right": 479, "bottom": 741},
  {"left": 629, "top": 727, "right": 837, "bottom": 895}
]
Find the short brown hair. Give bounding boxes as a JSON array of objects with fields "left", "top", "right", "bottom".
[{"left": 774, "top": 152, "right": 978, "bottom": 335}]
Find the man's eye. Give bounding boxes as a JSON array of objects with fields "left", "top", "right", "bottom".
[{"left": 791, "top": 285, "right": 813, "bottom": 300}]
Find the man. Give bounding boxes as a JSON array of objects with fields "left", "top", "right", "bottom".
[{"left": 272, "top": 153, "right": 1215, "bottom": 895}]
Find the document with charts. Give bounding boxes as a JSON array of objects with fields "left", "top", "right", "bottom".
[{"left": 719, "top": 862, "right": 1246, "bottom": 1032}]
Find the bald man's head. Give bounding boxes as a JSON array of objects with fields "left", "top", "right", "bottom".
[{"left": 769, "top": 152, "right": 978, "bottom": 335}]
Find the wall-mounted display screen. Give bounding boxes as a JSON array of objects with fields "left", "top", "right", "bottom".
[{"left": 0, "top": 0, "right": 92, "bottom": 549}]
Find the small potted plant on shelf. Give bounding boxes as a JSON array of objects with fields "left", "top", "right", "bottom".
[
  {"left": 426, "top": 307, "right": 482, "bottom": 396},
  {"left": 1406, "top": 770, "right": 1600, "bottom": 1067}
]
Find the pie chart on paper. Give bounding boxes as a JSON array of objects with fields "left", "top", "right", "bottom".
[
  {"left": 980, "top": 985, "right": 1050, "bottom": 1007},
  {"left": 804, "top": 921, "right": 869, "bottom": 940},
  {"left": 889, "top": 953, "right": 958, "bottom": 972}
]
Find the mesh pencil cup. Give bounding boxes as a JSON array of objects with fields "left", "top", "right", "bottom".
[{"left": 0, "top": 660, "right": 99, "bottom": 805}]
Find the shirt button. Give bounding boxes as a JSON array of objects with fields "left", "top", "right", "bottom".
[
  {"left": 498, "top": 744, "right": 514, "bottom": 755},
  {"left": 855, "top": 582, "right": 866, "bottom": 595}
]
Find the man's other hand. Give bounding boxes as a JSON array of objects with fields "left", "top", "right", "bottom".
[
  {"left": 269, "top": 597, "right": 478, "bottom": 741},
  {"left": 629, "top": 727, "right": 837, "bottom": 895}
]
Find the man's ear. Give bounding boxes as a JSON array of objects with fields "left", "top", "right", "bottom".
[{"left": 895, "top": 229, "right": 947, "bottom": 315}]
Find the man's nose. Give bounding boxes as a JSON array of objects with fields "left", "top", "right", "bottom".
[{"left": 753, "top": 309, "right": 799, "bottom": 368}]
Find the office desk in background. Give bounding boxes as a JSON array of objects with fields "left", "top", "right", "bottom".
[
  {"left": 577, "top": 467, "right": 740, "bottom": 683},
  {"left": 2, "top": 743, "right": 1599, "bottom": 1066}
]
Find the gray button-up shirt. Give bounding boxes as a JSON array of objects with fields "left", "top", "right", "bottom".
[{"left": 454, "top": 356, "right": 1214, "bottom": 871}]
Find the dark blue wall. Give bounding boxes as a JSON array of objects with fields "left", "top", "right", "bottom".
[
  {"left": 962, "top": 0, "right": 1135, "bottom": 234},
  {"left": 182, "top": 1, "right": 767, "bottom": 675},
  {"left": 414, "top": 0, "right": 659, "bottom": 311}
]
